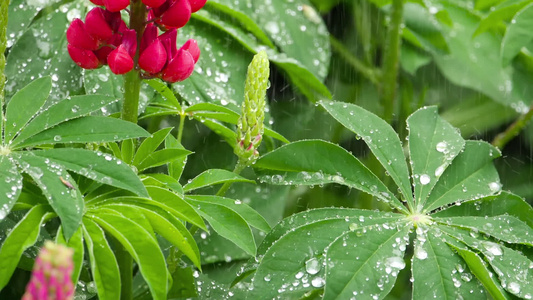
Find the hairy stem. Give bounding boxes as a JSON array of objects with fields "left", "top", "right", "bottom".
[
  {"left": 492, "top": 103, "right": 533, "bottom": 150},
  {"left": 0, "top": 0, "right": 9, "bottom": 143},
  {"left": 329, "top": 36, "right": 380, "bottom": 85},
  {"left": 380, "top": 0, "right": 404, "bottom": 123}
]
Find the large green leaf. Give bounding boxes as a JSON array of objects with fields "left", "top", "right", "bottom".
[
  {"left": 89, "top": 212, "right": 168, "bottom": 300},
  {"left": 0, "top": 156, "right": 22, "bottom": 220},
  {"left": 32, "top": 148, "right": 148, "bottom": 197},
  {"left": 16, "top": 153, "right": 84, "bottom": 239},
  {"left": 132, "top": 128, "right": 173, "bottom": 166},
  {"left": 323, "top": 224, "right": 411, "bottom": 299},
  {"left": 15, "top": 116, "right": 150, "bottom": 148},
  {"left": 0, "top": 205, "right": 54, "bottom": 290},
  {"left": 254, "top": 140, "right": 407, "bottom": 213},
  {"left": 183, "top": 169, "right": 255, "bottom": 192},
  {"left": 501, "top": 3, "right": 533, "bottom": 65},
  {"left": 11, "top": 95, "right": 119, "bottom": 146},
  {"left": 136, "top": 149, "right": 191, "bottom": 172},
  {"left": 4, "top": 76, "right": 51, "bottom": 141},
  {"left": 248, "top": 208, "right": 404, "bottom": 299},
  {"left": 55, "top": 226, "right": 84, "bottom": 285},
  {"left": 82, "top": 218, "right": 121, "bottom": 300},
  {"left": 407, "top": 106, "right": 465, "bottom": 209},
  {"left": 424, "top": 141, "right": 501, "bottom": 212},
  {"left": 320, "top": 101, "right": 413, "bottom": 207},
  {"left": 474, "top": 0, "right": 530, "bottom": 36}
]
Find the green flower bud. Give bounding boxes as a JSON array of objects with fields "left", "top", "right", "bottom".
[{"left": 235, "top": 50, "right": 269, "bottom": 165}]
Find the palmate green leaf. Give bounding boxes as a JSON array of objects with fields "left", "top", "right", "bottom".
[
  {"left": 439, "top": 226, "right": 533, "bottom": 298},
  {"left": 183, "top": 169, "right": 255, "bottom": 192},
  {"left": 11, "top": 95, "right": 119, "bottom": 147},
  {"left": 0, "top": 156, "right": 22, "bottom": 220},
  {"left": 165, "top": 134, "right": 188, "bottom": 181},
  {"left": 411, "top": 227, "right": 485, "bottom": 300},
  {"left": 474, "top": 0, "right": 530, "bottom": 36},
  {"left": 136, "top": 149, "right": 191, "bottom": 172},
  {"left": 14, "top": 116, "right": 150, "bottom": 148},
  {"left": 4, "top": 76, "right": 51, "bottom": 141},
  {"left": 402, "top": 3, "right": 449, "bottom": 53},
  {"left": 142, "top": 173, "right": 184, "bottom": 195},
  {"left": 32, "top": 148, "right": 148, "bottom": 197},
  {"left": 89, "top": 212, "right": 168, "bottom": 300},
  {"left": 406, "top": 106, "right": 465, "bottom": 209},
  {"left": 424, "top": 141, "right": 501, "bottom": 212},
  {"left": 255, "top": 139, "right": 408, "bottom": 213},
  {"left": 323, "top": 224, "right": 411, "bottom": 300},
  {"left": 187, "top": 195, "right": 271, "bottom": 232},
  {"left": 82, "top": 218, "right": 120, "bottom": 300},
  {"left": 145, "top": 79, "right": 182, "bottom": 110},
  {"left": 0, "top": 205, "right": 54, "bottom": 290},
  {"left": 132, "top": 127, "right": 174, "bottom": 166},
  {"left": 56, "top": 226, "right": 84, "bottom": 284},
  {"left": 501, "top": 3, "right": 533, "bottom": 66},
  {"left": 16, "top": 152, "right": 83, "bottom": 239},
  {"left": 248, "top": 208, "right": 404, "bottom": 299},
  {"left": 197, "top": 118, "right": 237, "bottom": 147},
  {"left": 186, "top": 197, "right": 256, "bottom": 256},
  {"left": 320, "top": 101, "right": 413, "bottom": 207}
]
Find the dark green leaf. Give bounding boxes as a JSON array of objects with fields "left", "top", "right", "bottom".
[
  {"left": 133, "top": 127, "right": 174, "bottom": 166},
  {"left": 56, "top": 226, "right": 84, "bottom": 284},
  {"left": 474, "top": 0, "right": 529, "bottom": 36},
  {"left": 183, "top": 169, "right": 255, "bottom": 192},
  {"left": 145, "top": 79, "right": 182, "bottom": 110},
  {"left": 165, "top": 134, "right": 188, "bottom": 181},
  {"left": 0, "top": 156, "right": 22, "bottom": 220},
  {"left": 136, "top": 149, "right": 191, "bottom": 172},
  {"left": 501, "top": 3, "right": 533, "bottom": 66}
]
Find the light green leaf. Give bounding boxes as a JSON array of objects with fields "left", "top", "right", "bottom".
[
  {"left": 82, "top": 218, "right": 121, "bottom": 300},
  {"left": 142, "top": 174, "right": 183, "bottom": 195},
  {"left": 0, "top": 205, "right": 54, "bottom": 290},
  {"left": 136, "top": 149, "right": 191, "bottom": 172},
  {"left": 56, "top": 226, "right": 84, "bottom": 284},
  {"left": 248, "top": 208, "right": 404, "bottom": 299},
  {"left": 411, "top": 227, "right": 485, "bottom": 300},
  {"left": 400, "top": 43, "right": 432, "bottom": 75},
  {"left": 323, "top": 224, "right": 411, "bottom": 300},
  {"left": 255, "top": 139, "right": 407, "bottom": 213},
  {"left": 407, "top": 106, "right": 465, "bottom": 209},
  {"left": 320, "top": 101, "right": 413, "bottom": 207},
  {"left": 0, "top": 156, "right": 22, "bottom": 220},
  {"left": 16, "top": 153, "right": 83, "bottom": 239},
  {"left": 11, "top": 95, "right": 119, "bottom": 146},
  {"left": 187, "top": 195, "right": 270, "bottom": 232},
  {"left": 145, "top": 79, "right": 182, "bottom": 110},
  {"left": 32, "top": 148, "right": 148, "bottom": 197},
  {"left": 474, "top": 0, "right": 530, "bottom": 36},
  {"left": 402, "top": 3, "right": 449, "bottom": 52},
  {"left": 5, "top": 76, "right": 51, "bottom": 141},
  {"left": 133, "top": 127, "right": 174, "bottom": 166},
  {"left": 501, "top": 3, "right": 533, "bottom": 66},
  {"left": 424, "top": 141, "right": 501, "bottom": 212},
  {"left": 15, "top": 116, "right": 150, "bottom": 148},
  {"left": 165, "top": 134, "right": 188, "bottom": 181},
  {"left": 184, "top": 169, "right": 255, "bottom": 192},
  {"left": 90, "top": 213, "right": 168, "bottom": 300},
  {"left": 187, "top": 198, "right": 256, "bottom": 256}
]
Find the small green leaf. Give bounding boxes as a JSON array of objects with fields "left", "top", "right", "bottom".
[
  {"left": 501, "top": 3, "right": 533, "bottom": 66},
  {"left": 5, "top": 76, "right": 51, "bottom": 141},
  {"left": 254, "top": 140, "right": 407, "bottom": 213},
  {"left": 136, "top": 148, "right": 191, "bottom": 172},
  {"left": 187, "top": 195, "right": 270, "bottom": 232},
  {"left": 56, "top": 226, "right": 84, "bottom": 284},
  {"left": 0, "top": 156, "right": 22, "bottom": 220},
  {"left": 424, "top": 141, "right": 501, "bottom": 212},
  {"left": 16, "top": 153, "right": 84, "bottom": 239},
  {"left": 141, "top": 174, "right": 183, "bottom": 195},
  {"left": 320, "top": 101, "right": 413, "bottom": 207},
  {"left": 133, "top": 127, "right": 174, "bottom": 166},
  {"left": 90, "top": 213, "right": 168, "bottom": 300},
  {"left": 196, "top": 118, "right": 237, "bottom": 147},
  {"left": 184, "top": 169, "right": 255, "bottom": 192},
  {"left": 145, "top": 79, "right": 182, "bottom": 110},
  {"left": 32, "top": 148, "right": 148, "bottom": 197},
  {"left": 82, "top": 218, "right": 121, "bottom": 300},
  {"left": 187, "top": 198, "right": 256, "bottom": 256},
  {"left": 407, "top": 106, "right": 465, "bottom": 209},
  {"left": 165, "top": 134, "right": 188, "bottom": 181},
  {"left": 12, "top": 95, "right": 118, "bottom": 146},
  {"left": 14, "top": 116, "right": 150, "bottom": 148},
  {"left": 0, "top": 205, "right": 54, "bottom": 290}
]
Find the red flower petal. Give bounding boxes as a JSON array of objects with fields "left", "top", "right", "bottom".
[
  {"left": 139, "top": 39, "right": 168, "bottom": 74},
  {"left": 85, "top": 7, "right": 113, "bottom": 41},
  {"left": 89, "top": 0, "right": 105, "bottom": 6},
  {"left": 108, "top": 45, "right": 134, "bottom": 74},
  {"left": 189, "top": 0, "right": 207, "bottom": 12},
  {"left": 143, "top": 0, "right": 167, "bottom": 8},
  {"left": 161, "top": 49, "right": 195, "bottom": 82},
  {"left": 66, "top": 19, "right": 100, "bottom": 50},
  {"left": 160, "top": 0, "right": 192, "bottom": 28},
  {"left": 68, "top": 44, "right": 101, "bottom": 69},
  {"left": 103, "top": 0, "right": 129, "bottom": 12},
  {"left": 140, "top": 23, "right": 159, "bottom": 53},
  {"left": 180, "top": 39, "right": 200, "bottom": 63}
]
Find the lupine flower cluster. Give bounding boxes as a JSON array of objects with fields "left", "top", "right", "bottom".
[
  {"left": 22, "top": 241, "right": 74, "bottom": 300},
  {"left": 67, "top": 0, "right": 206, "bottom": 82}
]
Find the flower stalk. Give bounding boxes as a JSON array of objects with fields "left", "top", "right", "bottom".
[
  {"left": 492, "top": 103, "right": 533, "bottom": 150},
  {"left": 0, "top": 0, "right": 9, "bottom": 143}
]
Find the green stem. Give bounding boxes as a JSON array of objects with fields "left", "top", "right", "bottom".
[
  {"left": 0, "top": 0, "right": 9, "bottom": 143},
  {"left": 492, "top": 103, "right": 533, "bottom": 150},
  {"left": 177, "top": 113, "right": 186, "bottom": 143},
  {"left": 216, "top": 160, "right": 247, "bottom": 197},
  {"left": 380, "top": 0, "right": 404, "bottom": 123},
  {"left": 329, "top": 36, "right": 380, "bottom": 85}
]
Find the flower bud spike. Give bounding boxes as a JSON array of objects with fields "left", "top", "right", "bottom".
[
  {"left": 108, "top": 45, "right": 134, "bottom": 74},
  {"left": 235, "top": 50, "right": 269, "bottom": 165}
]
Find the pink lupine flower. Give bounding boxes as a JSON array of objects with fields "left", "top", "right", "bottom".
[
  {"left": 189, "top": 0, "right": 208, "bottom": 12},
  {"left": 143, "top": 0, "right": 167, "bottom": 8},
  {"left": 84, "top": 8, "right": 123, "bottom": 42},
  {"left": 161, "top": 48, "right": 195, "bottom": 82},
  {"left": 89, "top": 0, "right": 130, "bottom": 12},
  {"left": 152, "top": 0, "right": 192, "bottom": 29},
  {"left": 68, "top": 44, "right": 101, "bottom": 69},
  {"left": 22, "top": 241, "right": 75, "bottom": 300},
  {"left": 66, "top": 19, "right": 100, "bottom": 50}
]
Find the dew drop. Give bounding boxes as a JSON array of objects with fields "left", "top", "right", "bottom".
[
  {"left": 305, "top": 257, "right": 321, "bottom": 275},
  {"left": 420, "top": 174, "right": 430, "bottom": 185}
]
